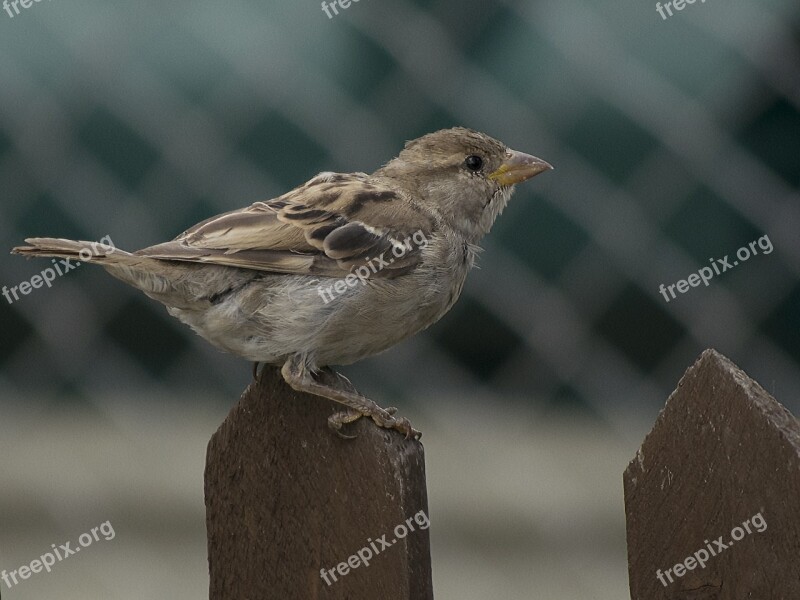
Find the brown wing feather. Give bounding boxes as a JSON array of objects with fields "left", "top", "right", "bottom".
[{"left": 135, "top": 171, "right": 434, "bottom": 279}]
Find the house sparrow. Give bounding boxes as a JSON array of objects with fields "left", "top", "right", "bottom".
[{"left": 12, "top": 127, "right": 552, "bottom": 439}]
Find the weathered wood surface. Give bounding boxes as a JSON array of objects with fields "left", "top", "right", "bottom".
[
  {"left": 624, "top": 349, "right": 800, "bottom": 599},
  {"left": 205, "top": 366, "right": 433, "bottom": 600}
]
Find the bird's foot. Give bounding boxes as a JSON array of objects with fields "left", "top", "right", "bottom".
[
  {"left": 328, "top": 406, "right": 421, "bottom": 440},
  {"left": 328, "top": 410, "right": 363, "bottom": 440},
  {"left": 281, "top": 355, "right": 421, "bottom": 440}
]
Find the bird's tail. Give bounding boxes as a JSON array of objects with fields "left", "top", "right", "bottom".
[
  {"left": 11, "top": 236, "right": 138, "bottom": 266},
  {"left": 10, "top": 236, "right": 187, "bottom": 300},
  {"left": 11, "top": 236, "right": 243, "bottom": 312}
]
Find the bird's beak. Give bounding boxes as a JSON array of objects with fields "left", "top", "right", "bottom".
[{"left": 488, "top": 150, "right": 553, "bottom": 186}]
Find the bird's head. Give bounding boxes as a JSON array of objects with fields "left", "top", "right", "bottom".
[{"left": 374, "top": 127, "right": 552, "bottom": 242}]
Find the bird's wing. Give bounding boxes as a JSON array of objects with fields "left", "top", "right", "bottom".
[{"left": 135, "top": 172, "right": 435, "bottom": 278}]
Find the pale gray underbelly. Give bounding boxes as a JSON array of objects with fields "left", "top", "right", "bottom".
[{"left": 167, "top": 266, "right": 468, "bottom": 366}]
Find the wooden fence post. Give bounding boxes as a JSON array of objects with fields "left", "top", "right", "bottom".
[
  {"left": 205, "top": 366, "right": 434, "bottom": 600},
  {"left": 624, "top": 349, "right": 800, "bottom": 599}
]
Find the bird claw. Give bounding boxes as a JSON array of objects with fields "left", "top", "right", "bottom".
[
  {"left": 328, "top": 410, "right": 363, "bottom": 440},
  {"left": 371, "top": 410, "right": 422, "bottom": 440},
  {"left": 393, "top": 417, "right": 422, "bottom": 440},
  {"left": 328, "top": 407, "right": 422, "bottom": 440}
]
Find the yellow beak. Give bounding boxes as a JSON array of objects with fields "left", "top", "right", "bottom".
[{"left": 488, "top": 150, "right": 553, "bottom": 186}]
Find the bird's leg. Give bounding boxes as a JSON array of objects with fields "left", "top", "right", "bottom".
[
  {"left": 315, "top": 368, "right": 407, "bottom": 439},
  {"left": 312, "top": 367, "right": 363, "bottom": 439},
  {"left": 281, "top": 355, "right": 421, "bottom": 440}
]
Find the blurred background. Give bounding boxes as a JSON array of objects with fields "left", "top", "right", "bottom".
[{"left": 1, "top": 0, "right": 798, "bottom": 598}]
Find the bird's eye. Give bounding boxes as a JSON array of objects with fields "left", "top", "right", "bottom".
[{"left": 464, "top": 155, "right": 483, "bottom": 172}]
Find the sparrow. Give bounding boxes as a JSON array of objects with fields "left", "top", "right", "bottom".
[{"left": 12, "top": 127, "right": 552, "bottom": 439}]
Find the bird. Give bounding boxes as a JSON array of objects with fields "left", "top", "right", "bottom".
[{"left": 12, "top": 127, "right": 552, "bottom": 440}]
